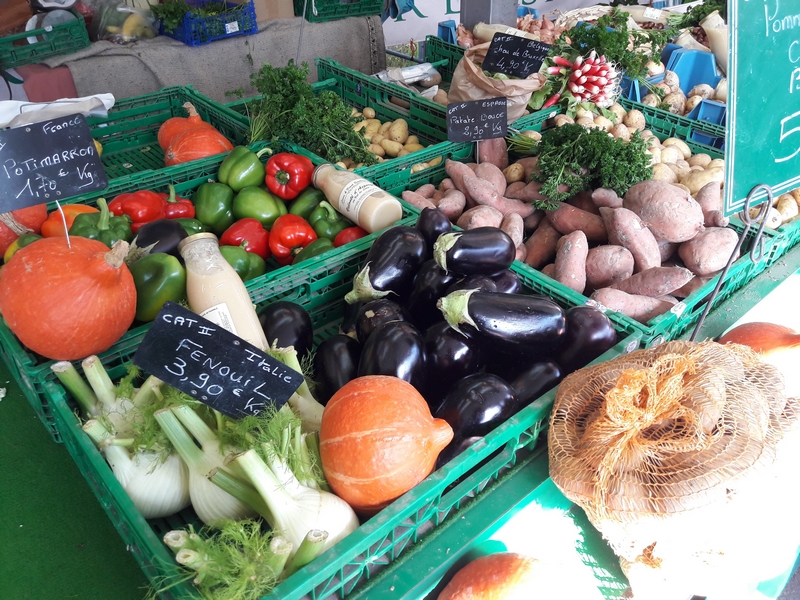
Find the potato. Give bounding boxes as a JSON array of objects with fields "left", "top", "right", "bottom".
[
  {"left": 380, "top": 139, "right": 404, "bottom": 157},
  {"left": 411, "top": 162, "right": 430, "bottom": 173},
  {"left": 708, "top": 158, "right": 725, "bottom": 170},
  {"left": 662, "top": 70, "right": 680, "bottom": 90},
  {"left": 397, "top": 149, "right": 410, "bottom": 157},
  {"left": 554, "top": 114, "right": 575, "bottom": 127},
  {"left": 406, "top": 135, "right": 420, "bottom": 146},
  {"left": 353, "top": 120, "right": 368, "bottom": 132},
  {"left": 419, "top": 72, "right": 442, "bottom": 87},
  {"left": 681, "top": 167, "right": 725, "bottom": 195},
  {"left": 575, "top": 107, "right": 595, "bottom": 120},
  {"left": 662, "top": 138, "right": 691, "bottom": 159},
  {"left": 610, "top": 123, "right": 630, "bottom": 141},
  {"left": 792, "top": 188, "right": 800, "bottom": 207},
  {"left": 367, "top": 143, "right": 385, "bottom": 157},
  {"left": 685, "top": 96, "right": 703, "bottom": 113},
  {"left": 608, "top": 103, "right": 626, "bottom": 123},
  {"left": 689, "top": 165, "right": 705, "bottom": 173},
  {"left": 676, "top": 159, "right": 690, "bottom": 170},
  {"left": 388, "top": 119, "right": 409, "bottom": 143},
  {"left": 623, "top": 109, "right": 646, "bottom": 131},
  {"left": 433, "top": 89, "right": 449, "bottom": 106},
  {"left": 659, "top": 146, "right": 681, "bottom": 165},
  {"left": 640, "top": 129, "right": 655, "bottom": 141},
  {"left": 335, "top": 161, "right": 348, "bottom": 169},
  {"left": 503, "top": 163, "right": 525, "bottom": 184},
  {"left": 662, "top": 91, "right": 686, "bottom": 115},
  {"left": 370, "top": 133, "right": 385, "bottom": 145},
  {"left": 646, "top": 61, "right": 666, "bottom": 76},
  {"left": 576, "top": 117, "right": 597, "bottom": 128},
  {"left": 654, "top": 82, "right": 673, "bottom": 96},
  {"left": 378, "top": 121, "right": 392, "bottom": 135},
  {"left": 647, "top": 147, "right": 661, "bottom": 165},
  {"left": 404, "top": 143, "right": 425, "bottom": 153},
  {"left": 688, "top": 153, "right": 712, "bottom": 168},
  {"left": 627, "top": 126, "right": 641, "bottom": 137},
  {"left": 361, "top": 107, "right": 376, "bottom": 119},
  {"left": 364, "top": 119, "right": 381, "bottom": 136},
  {"left": 519, "top": 129, "right": 542, "bottom": 141},
  {"left": 776, "top": 194, "right": 799, "bottom": 223},
  {"left": 641, "top": 93, "right": 660, "bottom": 107},
  {"left": 428, "top": 156, "right": 443, "bottom": 167},
  {"left": 714, "top": 78, "right": 728, "bottom": 102},
  {"left": 350, "top": 107, "right": 361, "bottom": 117},
  {"left": 594, "top": 116, "right": 614, "bottom": 131},
  {"left": 389, "top": 96, "right": 410, "bottom": 109},
  {"left": 652, "top": 163, "right": 677, "bottom": 182},
  {"left": 668, "top": 162, "right": 691, "bottom": 180}
]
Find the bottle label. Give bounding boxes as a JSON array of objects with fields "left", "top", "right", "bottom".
[
  {"left": 200, "top": 303, "right": 239, "bottom": 336},
  {"left": 338, "top": 178, "right": 382, "bottom": 222}
]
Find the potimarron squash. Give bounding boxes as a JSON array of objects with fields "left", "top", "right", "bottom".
[
  {"left": 437, "top": 553, "right": 543, "bottom": 599},
  {"left": 0, "top": 237, "right": 136, "bottom": 360},
  {"left": 157, "top": 102, "right": 216, "bottom": 151},
  {"left": 319, "top": 375, "right": 453, "bottom": 515},
  {"left": 164, "top": 126, "right": 234, "bottom": 166}
]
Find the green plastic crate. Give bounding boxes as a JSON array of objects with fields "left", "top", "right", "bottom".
[
  {"left": 45, "top": 230, "right": 640, "bottom": 600},
  {"left": 750, "top": 212, "right": 800, "bottom": 269},
  {"left": 424, "top": 34, "right": 464, "bottom": 83},
  {"left": 0, "top": 9, "right": 89, "bottom": 70},
  {"left": 293, "top": 0, "right": 382, "bottom": 23},
  {"left": 0, "top": 144, "right": 415, "bottom": 442},
  {"left": 85, "top": 86, "right": 251, "bottom": 184}
]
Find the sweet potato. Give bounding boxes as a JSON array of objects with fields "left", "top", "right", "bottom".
[
  {"left": 554, "top": 230, "right": 588, "bottom": 293},
  {"left": 515, "top": 243, "right": 528, "bottom": 263},
  {"left": 514, "top": 157, "right": 540, "bottom": 181},
  {"left": 546, "top": 203, "right": 607, "bottom": 243},
  {"left": 401, "top": 190, "right": 436, "bottom": 211},
  {"left": 694, "top": 181, "right": 729, "bottom": 227},
  {"left": 415, "top": 183, "right": 437, "bottom": 199},
  {"left": 477, "top": 138, "right": 509, "bottom": 170},
  {"left": 524, "top": 218, "right": 561, "bottom": 269},
  {"left": 590, "top": 288, "right": 674, "bottom": 324},
  {"left": 523, "top": 210, "right": 545, "bottom": 234},
  {"left": 456, "top": 205, "right": 503, "bottom": 230},
  {"left": 623, "top": 180, "right": 705, "bottom": 243},
  {"left": 505, "top": 180, "right": 549, "bottom": 203},
  {"left": 440, "top": 178, "right": 456, "bottom": 192},
  {"left": 585, "top": 245, "right": 635, "bottom": 290},
  {"left": 541, "top": 263, "right": 556, "bottom": 278},
  {"left": 599, "top": 207, "right": 661, "bottom": 273},
  {"left": 610, "top": 266, "right": 695, "bottom": 297},
  {"left": 474, "top": 162, "right": 507, "bottom": 196},
  {"left": 431, "top": 190, "right": 443, "bottom": 205},
  {"left": 505, "top": 182, "right": 527, "bottom": 198},
  {"left": 591, "top": 188, "right": 623, "bottom": 208},
  {"left": 657, "top": 240, "right": 678, "bottom": 262},
  {"left": 568, "top": 190, "right": 601, "bottom": 215},
  {"left": 438, "top": 189, "right": 467, "bottom": 223},
  {"left": 500, "top": 213, "right": 525, "bottom": 247},
  {"left": 462, "top": 173, "right": 535, "bottom": 218},
  {"left": 656, "top": 295, "right": 679, "bottom": 306},
  {"left": 445, "top": 160, "right": 476, "bottom": 198},
  {"left": 672, "top": 274, "right": 714, "bottom": 299},
  {"left": 678, "top": 227, "right": 739, "bottom": 277}
]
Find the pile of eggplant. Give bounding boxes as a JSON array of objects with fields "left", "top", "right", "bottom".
[{"left": 264, "top": 208, "right": 619, "bottom": 465}]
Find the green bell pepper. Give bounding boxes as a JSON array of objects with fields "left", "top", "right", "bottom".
[
  {"left": 70, "top": 198, "right": 133, "bottom": 248},
  {"left": 193, "top": 182, "right": 235, "bottom": 236},
  {"left": 292, "top": 237, "right": 335, "bottom": 264},
  {"left": 129, "top": 253, "right": 187, "bottom": 322},
  {"left": 288, "top": 187, "right": 326, "bottom": 221},
  {"left": 220, "top": 244, "right": 266, "bottom": 282},
  {"left": 217, "top": 146, "right": 269, "bottom": 193},
  {"left": 308, "top": 201, "right": 352, "bottom": 240},
  {"left": 174, "top": 218, "right": 207, "bottom": 236},
  {"left": 232, "top": 186, "right": 287, "bottom": 230}
]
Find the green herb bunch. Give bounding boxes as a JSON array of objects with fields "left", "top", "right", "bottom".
[
  {"left": 508, "top": 123, "right": 653, "bottom": 208},
  {"left": 243, "top": 61, "right": 376, "bottom": 166},
  {"left": 669, "top": 0, "right": 727, "bottom": 29},
  {"left": 149, "top": 0, "right": 244, "bottom": 35}
]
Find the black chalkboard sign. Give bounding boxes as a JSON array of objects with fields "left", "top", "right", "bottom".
[
  {"left": 482, "top": 33, "right": 551, "bottom": 79},
  {"left": 447, "top": 99, "right": 508, "bottom": 143},
  {"left": 0, "top": 113, "right": 107, "bottom": 212},
  {"left": 132, "top": 302, "right": 304, "bottom": 419}
]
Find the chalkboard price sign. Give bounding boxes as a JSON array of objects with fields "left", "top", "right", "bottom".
[
  {"left": 447, "top": 98, "right": 508, "bottom": 143},
  {"left": 483, "top": 33, "right": 551, "bottom": 79},
  {"left": 132, "top": 302, "right": 304, "bottom": 419},
  {"left": 725, "top": 0, "right": 800, "bottom": 215},
  {"left": 0, "top": 113, "right": 107, "bottom": 212}
]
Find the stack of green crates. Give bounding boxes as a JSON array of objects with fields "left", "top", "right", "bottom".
[{"left": 0, "top": 9, "right": 89, "bottom": 70}]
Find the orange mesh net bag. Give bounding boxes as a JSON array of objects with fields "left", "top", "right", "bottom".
[{"left": 548, "top": 340, "right": 800, "bottom": 598}]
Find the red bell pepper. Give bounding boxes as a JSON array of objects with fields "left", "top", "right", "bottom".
[
  {"left": 219, "top": 218, "right": 270, "bottom": 260},
  {"left": 333, "top": 226, "right": 368, "bottom": 248},
  {"left": 109, "top": 190, "right": 165, "bottom": 232},
  {"left": 160, "top": 185, "right": 195, "bottom": 219},
  {"left": 265, "top": 153, "right": 314, "bottom": 201},
  {"left": 269, "top": 214, "right": 317, "bottom": 266}
]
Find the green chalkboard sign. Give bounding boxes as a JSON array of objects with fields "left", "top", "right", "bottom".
[{"left": 725, "top": 0, "right": 800, "bottom": 215}]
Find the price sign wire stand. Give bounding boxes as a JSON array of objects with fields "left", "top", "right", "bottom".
[
  {"left": 689, "top": 185, "right": 772, "bottom": 341},
  {"left": 54, "top": 200, "right": 71, "bottom": 249}
]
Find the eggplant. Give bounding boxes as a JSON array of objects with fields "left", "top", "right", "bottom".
[
  {"left": 257, "top": 301, "right": 313, "bottom": 359},
  {"left": 355, "top": 298, "right": 412, "bottom": 344},
  {"left": 438, "top": 290, "right": 566, "bottom": 354},
  {"left": 433, "top": 373, "right": 520, "bottom": 439},
  {"left": 435, "top": 436, "right": 483, "bottom": 469},
  {"left": 508, "top": 359, "right": 562, "bottom": 405},
  {"left": 433, "top": 227, "right": 515, "bottom": 276},
  {"left": 445, "top": 274, "right": 498, "bottom": 295},
  {"left": 556, "top": 305, "right": 617, "bottom": 375},
  {"left": 491, "top": 269, "right": 523, "bottom": 294},
  {"left": 358, "top": 320, "right": 427, "bottom": 392},
  {"left": 345, "top": 226, "right": 427, "bottom": 304},
  {"left": 340, "top": 299, "right": 363, "bottom": 339},
  {"left": 424, "top": 321, "right": 483, "bottom": 406},
  {"left": 134, "top": 219, "right": 188, "bottom": 259},
  {"left": 314, "top": 334, "right": 362, "bottom": 404},
  {"left": 406, "top": 260, "right": 457, "bottom": 329},
  {"left": 416, "top": 207, "right": 452, "bottom": 251}
]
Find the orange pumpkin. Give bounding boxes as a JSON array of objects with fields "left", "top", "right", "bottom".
[
  {"left": 0, "top": 237, "right": 136, "bottom": 360},
  {"left": 164, "top": 127, "right": 234, "bottom": 166},
  {"left": 157, "top": 102, "right": 216, "bottom": 150},
  {"left": 437, "top": 553, "right": 542, "bottom": 600},
  {"left": 319, "top": 375, "right": 453, "bottom": 515}
]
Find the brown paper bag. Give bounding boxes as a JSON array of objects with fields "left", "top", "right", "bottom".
[{"left": 448, "top": 42, "right": 546, "bottom": 123}]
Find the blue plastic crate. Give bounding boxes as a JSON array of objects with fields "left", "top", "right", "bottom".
[
  {"left": 517, "top": 6, "right": 538, "bottom": 18},
  {"left": 686, "top": 98, "right": 727, "bottom": 127},
  {"left": 161, "top": 0, "right": 258, "bottom": 47},
  {"left": 437, "top": 19, "right": 457, "bottom": 44},
  {"left": 666, "top": 49, "right": 723, "bottom": 95}
]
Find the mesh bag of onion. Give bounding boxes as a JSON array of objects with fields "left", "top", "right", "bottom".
[{"left": 548, "top": 341, "right": 800, "bottom": 599}]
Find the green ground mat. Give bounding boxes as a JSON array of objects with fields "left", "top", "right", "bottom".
[{"left": 0, "top": 360, "right": 149, "bottom": 600}]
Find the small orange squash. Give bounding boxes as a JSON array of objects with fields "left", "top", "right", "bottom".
[
  {"left": 438, "top": 553, "right": 542, "bottom": 600},
  {"left": 164, "top": 126, "right": 234, "bottom": 166},
  {"left": 319, "top": 375, "right": 453, "bottom": 515},
  {"left": 157, "top": 102, "right": 216, "bottom": 150},
  {"left": 0, "top": 237, "right": 136, "bottom": 360}
]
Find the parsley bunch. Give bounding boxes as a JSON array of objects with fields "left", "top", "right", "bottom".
[
  {"left": 149, "top": 0, "right": 243, "bottom": 35},
  {"left": 511, "top": 124, "right": 653, "bottom": 208},
  {"left": 244, "top": 61, "right": 376, "bottom": 166},
  {"left": 669, "top": 0, "right": 727, "bottom": 29}
]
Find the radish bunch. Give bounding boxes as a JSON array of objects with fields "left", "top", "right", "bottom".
[{"left": 547, "top": 50, "right": 621, "bottom": 108}]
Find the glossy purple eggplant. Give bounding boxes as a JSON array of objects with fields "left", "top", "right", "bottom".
[
  {"left": 433, "top": 227, "right": 515, "bottom": 276},
  {"left": 313, "top": 334, "right": 362, "bottom": 404},
  {"left": 416, "top": 207, "right": 452, "bottom": 251},
  {"left": 435, "top": 436, "right": 483, "bottom": 469},
  {"left": 355, "top": 298, "right": 412, "bottom": 344},
  {"left": 508, "top": 359, "right": 562, "bottom": 405},
  {"left": 445, "top": 274, "right": 498, "bottom": 295},
  {"left": 257, "top": 301, "right": 313, "bottom": 359},
  {"left": 433, "top": 373, "right": 520, "bottom": 439},
  {"left": 340, "top": 300, "right": 363, "bottom": 339},
  {"left": 357, "top": 320, "right": 427, "bottom": 393},
  {"left": 491, "top": 269, "right": 523, "bottom": 294},
  {"left": 424, "top": 321, "right": 483, "bottom": 406},
  {"left": 406, "top": 260, "right": 457, "bottom": 329},
  {"left": 556, "top": 305, "right": 617, "bottom": 375}
]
